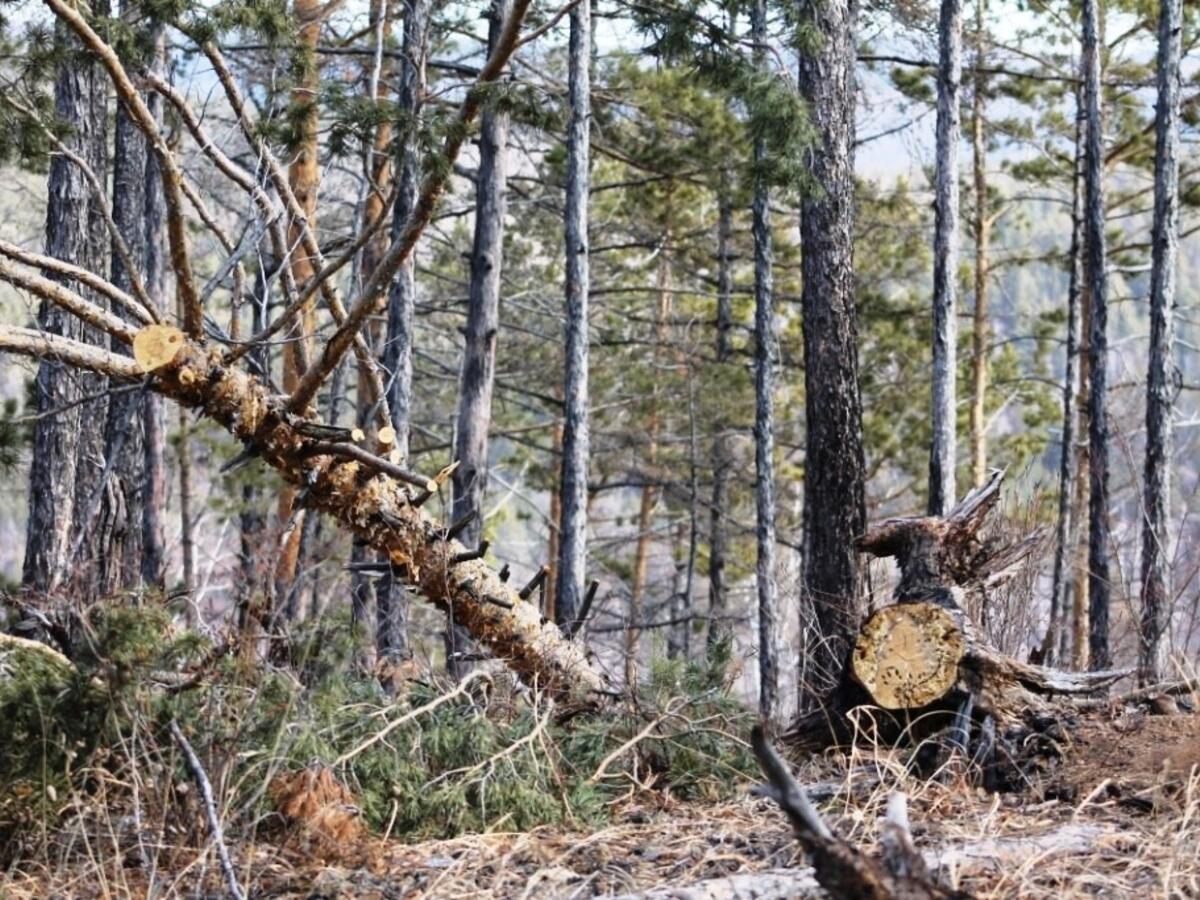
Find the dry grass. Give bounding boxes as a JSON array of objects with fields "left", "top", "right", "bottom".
[{"left": 3, "top": 708, "right": 1198, "bottom": 898}]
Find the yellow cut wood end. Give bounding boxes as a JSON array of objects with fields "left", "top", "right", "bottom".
[
  {"left": 378, "top": 425, "right": 396, "bottom": 445},
  {"left": 133, "top": 324, "right": 184, "bottom": 372}
]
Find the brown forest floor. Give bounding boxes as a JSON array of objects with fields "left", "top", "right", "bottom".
[{"left": 3, "top": 710, "right": 1198, "bottom": 899}]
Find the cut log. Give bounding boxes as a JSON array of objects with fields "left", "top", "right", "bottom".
[
  {"left": 790, "top": 472, "right": 1127, "bottom": 770},
  {"left": 852, "top": 603, "right": 966, "bottom": 710}
]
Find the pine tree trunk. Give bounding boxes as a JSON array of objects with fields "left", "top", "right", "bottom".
[
  {"left": 751, "top": 0, "right": 781, "bottom": 725},
  {"left": 275, "top": 0, "right": 325, "bottom": 602},
  {"left": 968, "top": 0, "right": 989, "bottom": 491},
  {"left": 707, "top": 192, "right": 733, "bottom": 653},
  {"left": 1072, "top": 278, "right": 1092, "bottom": 671},
  {"left": 797, "top": 0, "right": 867, "bottom": 703},
  {"left": 626, "top": 481, "right": 656, "bottom": 688},
  {"left": 626, "top": 239, "right": 671, "bottom": 686},
  {"left": 376, "top": 0, "right": 428, "bottom": 663},
  {"left": 178, "top": 407, "right": 196, "bottom": 600},
  {"left": 1046, "top": 94, "right": 1085, "bottom": 667},
  {"left": 450, "top": 0, "right": 512, "bottom": 677},
  {"left": 928, "top": 0, "right": 963, "bottom": 516},
  {"left": 554, "top": 0, "right": 591, "bottom": 628},
  {"left": 96, "top": 95, "right": 149, "bottom": 597},
  {"left": 24, "top": 25, "right": 108, "bottom": 595},
  {"left": 1081, "top": 0, "right": 1111, "bottom": 670},
  {"left": 237, "top": 272, "right": 270, "bottom": 637},
  {"left": 141, "top": 28, "right": 168, "bottom": 590},
  {"left": 1138, "top": 0, "right": 1181, "bottom": 685},
  {"left": 350, "top": 0, "right": 396, "bottom": 650}
]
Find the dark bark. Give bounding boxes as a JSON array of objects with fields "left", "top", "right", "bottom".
[
  {"left": 751, "top": 0, "right": 780, "bottom": 721},
  {"left": 376, "top": 0, "right": 422, "bottom": 663},
  {"left": 1081, "top": 0, "right": 1111, "bottom": 670},
  {"left": 928, "top": 0, "right": 963, "bottom": 516},
  {"left": 141, "top": 30, "right": 168, "bottom": 589},
  {"left": 706, "top": 192, "right": 733, "bottom": 653},
  {"left": 968, "top": 0, "right": 989, "bottom": 489},
  {"left": 450, "top": 0, "right": 511, "bottom": 676},
  {"left": 178, "top": 407, "right": 196, "bottom": 598},
  {"left": 95, "top": 93, "right": 150, "bottom": 597},
  {"left": 553, "top": 0, "right": 591, "bottom": 628},
  {"left": 237, "top": 271, "right": 270, "bottom": 633},
  {"left": 24, "top": 25, "right": 108, "bottom": 594},
  {"left": 1139, "top": 0, "right": 1181, "bottom": 685},
  {"left": 797, "top": 0, "right": 867, "bottom": 702}
]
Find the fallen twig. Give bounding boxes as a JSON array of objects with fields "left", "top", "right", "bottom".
[{"left": 169, "top": 720, "right": 245, "bottom": 900}]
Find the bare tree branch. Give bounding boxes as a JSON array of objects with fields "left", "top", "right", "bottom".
[
  {"left": 45, "top": 0, "right": 203, "bottom": 336},
  {"left": 287, "top": 0, "right": 535, "bottom": 414},
  {"left": 0, "top": 324, "right": 143, "bottom": 378},
  {"left": 0, "top": 238, "right": 153, "bottom": 326},
  {"left": 0, "top": 257, "right": 140, "bottom": 343}
]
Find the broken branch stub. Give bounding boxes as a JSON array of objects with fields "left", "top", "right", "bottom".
[{"left": 751, "top": 726, "right": 963, "bottom": 900}]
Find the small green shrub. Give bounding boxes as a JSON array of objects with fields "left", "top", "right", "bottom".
[{"left": 2, "top": 599, "right": 759, "bottom": 857}]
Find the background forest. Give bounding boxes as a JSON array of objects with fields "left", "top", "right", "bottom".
[
  {"left": 1, "top": 0, "right": 1193, "bottom": 712},
  {"left": 0, "top": 0, "right": 1197, "bottom": 894}
]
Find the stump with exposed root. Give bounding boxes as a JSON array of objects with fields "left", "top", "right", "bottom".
[{"left": 790, "top": 472, "right": 1128, "bottom": 784}]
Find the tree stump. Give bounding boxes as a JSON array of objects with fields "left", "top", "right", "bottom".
[{"left": 789, "top": 471, "right": 1129, "bottom": 783}]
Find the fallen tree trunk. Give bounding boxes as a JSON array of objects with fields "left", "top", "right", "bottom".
[
  {"left": 0, "top": 0, "right": 615, "bottom": 708},
  {"left": 788, "top": 472, "right": 1126, "bottom": 776},
  {"left": 0, "top": 325, "right": 612, "bottom": 708},
  {"left": 151, "top": 335, "right": 611, "bottom": 706}
]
